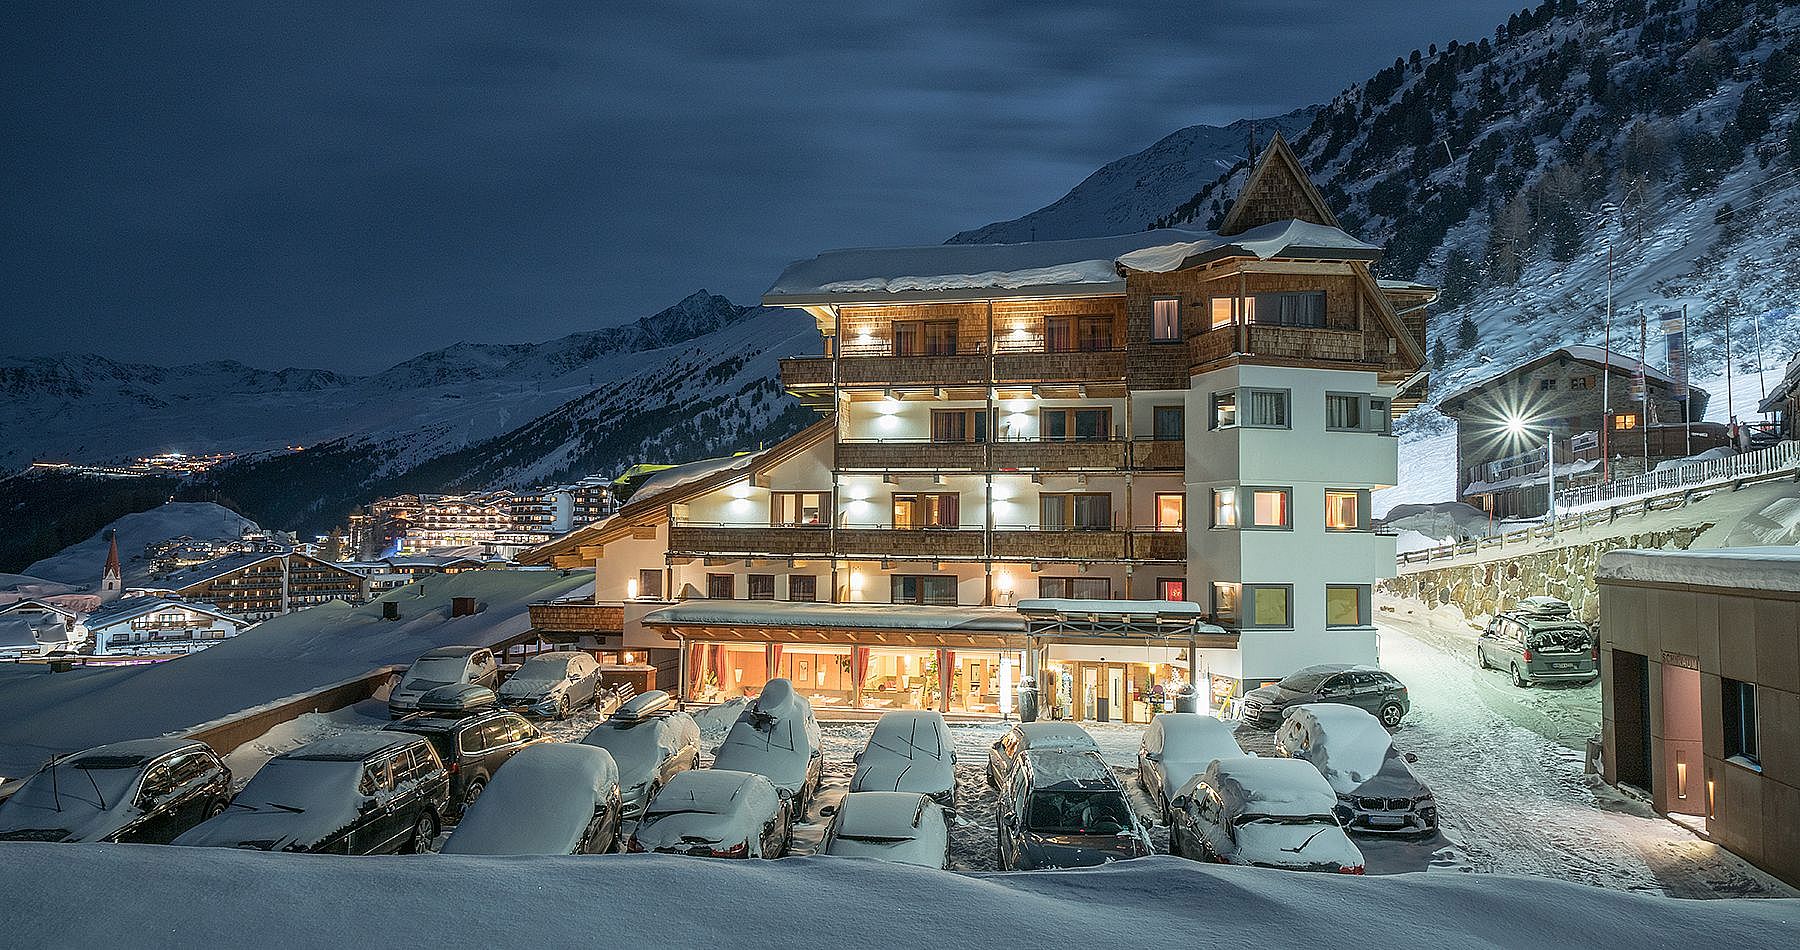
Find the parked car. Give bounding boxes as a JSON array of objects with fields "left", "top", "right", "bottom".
[
  {"left": 440, "top": 743, "right": 621, "bottom": 855},
  {"left": 1137, "top": 713, "right": 1246, "bottom": 822},
  {"left": 1168, "top": 757, "right": 1364, "bottom": 874},
  {"left": 1478, "top": 599, "right": 1599, "bottom": 687},
  {"left": 389, "top": 646, "right": 500, "bottom": 719},
  {"left": 821, "top": 791, "right": 950, "bottom": 869},
  {"left": 1239, "top": 664, "right": 1410, "bottom": 728},
  {"left": 711, "top": 678, "right": 823, "bottom": 810},
  {"left": 578, "top": 690, "right": 701, "bottom": 818},
  {"left": 175, "top": 732, "right": 450, "bottom": 854},
  {"left": 997, "top": 749, "right": 1152, "bottom": 870},
  {"left": 384, "top": 708, "right": 546, "bottom": 816},
  {"left": 416, "top": 683, "right": 498, "bottom": 718},
  {"left": 0, "top": 738, "right": 231, "bottom": 844},
  {"left": 850, "top": 711, "right": 955, "bottom": 806},
  {"left": 1274, "top": 703, "right": 1437, "bottom": 836},
  {"left": 986, "top": 721, "right": 1097, "bottom": 790},
  {"left": 626, "top": 769, "right": 790, "bottom": 859},
  {"left": 497, "top": 650, "right": 603, "bottom": 719}
]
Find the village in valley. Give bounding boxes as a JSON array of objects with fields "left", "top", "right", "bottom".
[{"left": 2, "top": 2, "right": 1799, "bottom": 948}]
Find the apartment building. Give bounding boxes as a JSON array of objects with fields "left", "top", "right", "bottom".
[
  {"left": 512, "top": 476, "right": 618, "bottom": 536},
  {"left": 522, "top": 136, "right": 1431, "bottom": 719},
  {"left": 136, "top": 551, "right": 368, "bottom": 621}
]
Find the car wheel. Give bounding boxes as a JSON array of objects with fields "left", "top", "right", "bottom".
[
  {"left": 207, "top": 799, "right": 228, "bottom": 819},
  {"left": 1378, "top": 701, "right": 1405, "bottom": 728},
  {"left": 1475, "top": 647, "right": 1489, "bottom": 670},
  {"left": 1510, "top": 665, "right": 1529, "bottom": 689},
  {"left": 404, "top": 812, "right": 439, "bottom": 854},
  {"left": 462, "top": 778, "right": 486, "bottom": 811}
]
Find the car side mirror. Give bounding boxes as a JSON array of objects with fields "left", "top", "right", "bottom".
[
  {"left": 1169, "top": 795, "right": 1190, "bottom": 812},
  {"left": 1403, "top": 752, "right": 1419, "bottom": 764},
  {"left": 1144, "top": 751, "right": 1162, "bottom": 763}
]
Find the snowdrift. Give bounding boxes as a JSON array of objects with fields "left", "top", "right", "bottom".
[{"left": 0, "top": 847, "right": 1793, "bottom": 949}]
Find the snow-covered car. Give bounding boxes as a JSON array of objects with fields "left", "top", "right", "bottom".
[
  {"left": 384, "top": 708, "right": 547, "bottom": 816},
  {"left": 0, "top": 738, "right": 231, "bottom": 844},
  {"left": 1274, "top": 703, "right": 1436, "bottom": 835},
  {"left": 1168, "top": 757, "right": 1364, "bottom": 874},
  {"left": 389, "top": 646, "right": 500, "bottom": 719},
  {"left": 175, "top": 732, "right": 450, "bottom": 854},
  {"left": 986, "top": 721, "right": 1097, "bottom": 790},
  {"left": 440, "top": 743, "right": 621, "bottom": 856},
  {"left": 579, "top": 690, "right": 702, "bottom": 818},
  {"left": 626, "top": 769, "right": 790, "bottom": 859},
  {"left": 850, "top": 710, "right": 955, "bottom": 806},
  {"left": 1239, "top": 664, "right": 1410, "bottom": 728},
  {"left": 1137, "top": 712, "right": 1247, "bottom": 821},
  {"left": 497, "top": 650, "right": 602, "bottom": 719},
  {"left": 821, "top": 791, "right": 950, "bottom": 869},
  {"left": 997, "top": 749, "right": 1152, "bottom": 870},
  {"left": 710, "top": 678, "right": 823, "bottom": 809}
]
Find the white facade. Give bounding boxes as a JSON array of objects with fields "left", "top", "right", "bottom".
[{"left": 87, "top": 599, "right": 247, "bottom": 657}]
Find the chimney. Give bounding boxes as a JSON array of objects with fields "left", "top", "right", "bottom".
[
  {"left": 451, "top": 596, "right": 479, "bottom": 618},
  {"left": 382, "top": 601, "right": 400, "bottom": 621}
]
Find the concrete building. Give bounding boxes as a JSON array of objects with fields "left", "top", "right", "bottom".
[
  {"left": 1597, "top": 547, "right": 1800, "bottom": 888},
  {"left": 520, "top": 136, "right": 1431, "bottom": 719}
]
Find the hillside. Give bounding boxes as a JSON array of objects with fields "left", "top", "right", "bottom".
[
  {"left": 19, "top": 501, "right": 262, "bottom": 589},
  {"left": 948, "top": 110, "right": 1316, "bottom": 245}
]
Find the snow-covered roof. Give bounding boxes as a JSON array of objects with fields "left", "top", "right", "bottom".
[
  {"left": 831, "top": 791, "right": 934, "bottom": 841},
  {"left": 1440, "top": 345, "right": 1676, "bottom": 409},
  {"left": 0, "top": 599, "right": 77, "bottom": 620},
  {"left": 1015, "top": 722, "right": 1099, "bottom": 752},
  {"left": 643, "top": 600, "right": 1026, "bottom": 634},
  {"left": 81, "top": 595, "right": 245, "bottom": 631},
  {"left": 764, "top": 220, "right": 1379, "bottom": 305},
  {"left": 1598, "top": 546, "right": 1800, "bottom": 594},
  {"left": 851, "top": 712, "right": 953, "bottom": 796},
  {"left": 146, "top": 552, "right": 285, "bottom": 591},
  {"left": 0, "top": 617, "right": 51, "bottom": 651},
  {"left": 1200, "top": 757, "right": 1339, "bottom": 819},
  {"left": 1284, "top": 704, "right": 1395, "bottom": 790},
  {"left": 286, "top": 731, "right": 417, "bottom": 761}
]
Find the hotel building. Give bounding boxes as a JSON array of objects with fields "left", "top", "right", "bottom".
[{"left": 522, "top": 137, "right": 1432, "bottom": 721}]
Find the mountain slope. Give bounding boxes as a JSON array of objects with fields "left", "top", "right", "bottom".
[
  {"left": 948, "top": 111, "right": 1316, "bottom": 246},
  {"left": 21, "top": 501, "right": 261, "bottom": 590}
]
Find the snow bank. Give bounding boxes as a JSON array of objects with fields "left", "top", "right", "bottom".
[
  {"left": 22, "top": 502, "right": 262, "bottom": 589},
  {"left": 1598, "top": 546, "right": 1800, "bottom": 593},
  {"left": 11, "top": 847, "right": 1789, "bottom": 949}
]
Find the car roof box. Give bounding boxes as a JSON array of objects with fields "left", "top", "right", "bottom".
[
  {"left": 417, "top": 683, "right": 498, "bottom": 714},
  {"left": 1515, "top": 596, "right": 1572, "bottom": 616},
  {"left": 612, "top": 689, "right": 676, "bottom": 721}
]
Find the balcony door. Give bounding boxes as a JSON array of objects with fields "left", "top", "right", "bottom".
[{"left": 893, "top": 492, "right": 958, "bottom": 530}]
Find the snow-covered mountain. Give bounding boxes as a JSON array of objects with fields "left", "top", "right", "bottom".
[
  {"left": 947, "top": 110, "right": 1316, "bottom": 245},
  {"left": 19, "top": 502, "right": 262, "bottom": 591}
]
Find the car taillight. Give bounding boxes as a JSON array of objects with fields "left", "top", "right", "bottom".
[
  {"left": 1591, "top": 645, "right": 1599, "bottom": 661},
  {"left": 1339, "top": 865, "right": 1365, "bottom": 875},
  {"left": 1522, "top": 649, "right": 1533, "bottom": 662},
  {"left": 446, "top": 761, "right": 459, "bottom": 775},
  {"left": 625, "top": 837, "right": 645, "bottom": 853},
  {"left": 712, "top": 841, "right": 749, "bottom": 858}
]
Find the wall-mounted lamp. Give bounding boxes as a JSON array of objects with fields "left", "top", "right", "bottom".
[
  {"left": 626, "top": 578, "right": 639, "bottom": 599},
  {"left": 1706, "top": 775, "right": 1717, "bottom": 819},
  {"left": 1676, "top": 751, "right": 1688, "bottom": 800}
]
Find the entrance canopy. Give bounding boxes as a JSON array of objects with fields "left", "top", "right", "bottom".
[{"left": 1017, "top": 598, "right": 1234, "bottom": 649}]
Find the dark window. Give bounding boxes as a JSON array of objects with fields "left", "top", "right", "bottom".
[
  {"left": 1252, "top": 291, "right": 1326, "bottom": 328},
  {"left": 894, "top": 320, "right": 958, "bottom": 356},
  {"left": 931, "top": 409, "right": 988, "bottom": 443},
  {"left": 1038, "top": 577, "right": 1112, "bottom": 599},
  {"left": 1539, "top": 378, "right": 1557, "bottom": 391},
  {"left": 1040, "top": 493, "right": 1111, "bottom": 531},
  {"left": 1046, "top": 316, "right": 1113, "bottom": 352},
  {"left": 892, "top": 575, "right": 957, "bottom": 606},
  {"left": 1152, "top": 405, "right": 1183, "bottom": 440},
  {"left": 706, "top": 573, "right": 734, "bottom": 599},
  {"left": 747, "top": 575, "right": 775, "bottom": 600},
  {"left": 1243, "top": 389, "right": 1289, "bottom": 427},
  {"left": 788, "top": 575, "right": 817, "bottom": 602},
  {"left": 1040, "top": 407, "right": 1112, "bottom": 442},
  {"left": 637, "top": 569, "right": 662, "bottom": 600},
  {"left": 1723, "top": 679, "right": 1760, "bottom": 765}
]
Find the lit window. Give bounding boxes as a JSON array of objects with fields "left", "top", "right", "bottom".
[
  {"left": 1211, "top": 391, "right": 1237, "bottom": 429},
  {"left": 1325, "top": 491, "right": 1360, "bottom": 531},
  {"left": 1153, "top": 299, "right": 1181, "bottom": 340},
  {"left": 1211, "top": 583, "right": 1240, "bottom": 624},
  {"left": 1247, "top": 586, "right": 1291, "bottom": 627},
  {"left": 1159, "top": 578, "right": 1185, "bottom": 601},
  {"left": 1209, "top": 297, "right": 1235, "bottom": 330},
  {"left": 1326, "top": 585, "right": 1366, "bottom": 627},
  {"left": 1156, "top": 493, "right": 1184, "bottom": 531},
  {"left": 1211, "top": 488, "right": 1238, "bottom": 527},
  {"left": 1613, "top": 413, "right": 1640, "bottom": 430},
  {"left": 1251, "top": 489, "right": 1289, "bottom": 528}
]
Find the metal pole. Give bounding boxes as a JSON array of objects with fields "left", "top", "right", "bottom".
[
  {"left": 1683, "top": 305, "right": 1692, "bottom": 458},
  {"left": 1640, "top": 307, "right": 1649, "bottom": 473},
  {"left": 1546, "top": 428, "right": 1556, "bottom": 531},
  {"left": 1602, "top": 243, "right": 1612, "bottom": 482}
]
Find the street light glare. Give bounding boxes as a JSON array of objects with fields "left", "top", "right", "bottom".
[{"left": 1504, "top": 416, "right": 1527, "bottom": 436}]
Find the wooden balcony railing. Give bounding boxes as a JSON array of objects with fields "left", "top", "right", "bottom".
[
  {"left": 839, "top": 354, "right": 988, "bottom": 386},
  {"left": 1190, "top": 324, "right": 1376, "bottom": 367},
  {"left": 989, "top": 439, "right": 1126, "bottom": 471},
  {"left": 779, "top": 356, "right": 833, "bottom": 387},
  {"left": 993, "top": 349, "right": 1126, "bottom": 384},
  {"left": 837, "top": 441, "right": 987, "bottom": 470},
  {"left": 1130, "top": 439, "right": 1184, "bottom": 470},
  {"left": 667, "top": 525, "right": 832, "bottom": 557},
  {"left": 1130, "top": 531, "right": 1187, "bottom": 561},
  {"left": 834, "top": 528, "right": 985, "bottom": 558},
  {"left": 991, "top": 530, "right": 1126, "bottom": 560},
  {"left": 528, "top": 600, "right": 625, "bottom": 634}
]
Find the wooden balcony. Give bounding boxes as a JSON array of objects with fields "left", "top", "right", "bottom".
[
  {"left": 1189, "top": 324, "right": 1374, "bottom": 368},
  {"left": 989, "top": 439, "right": 1126, "bottom": 471},
  {"left": 991, "top": 530, "right": 1126, "bottom": 560},
  {"left": 667, "top": 525, "right": 832, "bottom": 557},
  {"left": 529, "top": 600, "right": 625, "bottom": 634},
  {"left": 835, "top": 528, "right": 984, "bottom": 558},
  {"left": 993, "top": 348, "right": 1126, "bottom": 384},
  {"left": 1130, "top": 531, "right": 1187, "bottom": 561},
  {"left": 837, "top": 441, "right": 986, "bottom": 471},
  {"left": 838, "top": 353, "right": 988, "bottom": 386},
  {"left": 779, "top": 356, "right": 833, "bottom": 388},
  {"left": 1130, "top": 439, "right": 1184, "bottom": 470}
]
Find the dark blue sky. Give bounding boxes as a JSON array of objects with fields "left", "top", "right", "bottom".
[{"left": 4, "top": 2, "right": 1523, "bottom": 372}]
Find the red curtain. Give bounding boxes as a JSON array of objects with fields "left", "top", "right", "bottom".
[
  {"left": 768, "top": 643, "right": 783, "bottom": 679},
  {"left": 688, "top": 643, "right": 707, "bottom": 693},
  {"left": 853, "top": 647, "right": 869, "bottom": 687},
  {"left": 710, "top": 644, "right": 727, "bottom": 690}
]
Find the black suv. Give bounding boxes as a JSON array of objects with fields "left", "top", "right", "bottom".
[
  {"left": 1240, "top": 664, "right": 1411, "bottom": 728},
  {"left": 176, "top": 732, "right": 451, "bottom": 854},
  {"left": 0, "top": 738, "right": 231, "bottom": 844},
  {"left": 385, "top": 709, "right": 546, "bottom": 816}
]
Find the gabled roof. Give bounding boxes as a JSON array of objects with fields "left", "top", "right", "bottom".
[
  {"left": 146, "top": 552, "right": 287, "bottom": 591},
  {"left": 82, "top": 595, "right": 247, "bottom": 630},
  {"left": 516, "top": 417, "right": 836, "bottom": 567},
  {"left": 1217, "top": 133, "right": 1342, "bottom": 236},
  {"left": 1439, "top": 345, "right": 1677, "bottom": 411},
  {"left": 0, "top": 599, "right": 78, "bottom": 620}
]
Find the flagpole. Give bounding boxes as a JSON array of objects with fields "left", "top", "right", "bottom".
[
  {"left": 1602, "top": 243, "right": 1612, "bottom": 482},
  {"left": 1640, "top": 307, "right": 1649, "bottom": 472},
  {"left": 1682, "top": 305, "right": 1691, "bottom": 457}
]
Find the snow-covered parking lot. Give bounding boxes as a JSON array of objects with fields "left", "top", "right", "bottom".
[{"left": 210, "top": 595, "right": 1795, "bottom": 899}]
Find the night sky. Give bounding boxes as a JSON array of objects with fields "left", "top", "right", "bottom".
[{"left": 5, "top": 2, "right": 1524, "bottom": 372}]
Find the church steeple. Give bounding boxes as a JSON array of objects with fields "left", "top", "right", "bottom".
[{"left": 99, "top": 530, "right": 123, "bottom": 603}]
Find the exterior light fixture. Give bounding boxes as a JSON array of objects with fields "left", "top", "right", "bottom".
[
  {"left": 995, "top": 571, "right": 1014, "bottom": 592},
  {"left": 626, "top": 578, "right": 639, "bottom": 599},
  {"left": 1706, "top": 776, "right": 1716, "bottom": 818},
  {"left": 1676, "top": 751, "right": 1688, "bottom": 800}
]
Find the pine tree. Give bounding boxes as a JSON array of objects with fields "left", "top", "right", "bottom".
[
  {"left": 1439, "top": 248, "right": 1480, "bottom": 309},
  {"left": 1432, "top": 336, "right": 1448, "bottom": 370},
  {"left": 1457, "top": 314, "right": 1480, "bottom": 350},
  {"left": 1484, "top": 191, "right": 1533, "bottom": 285},
  {"left": 1788, "top": 122, "right": 1800, "bottom": 165}
]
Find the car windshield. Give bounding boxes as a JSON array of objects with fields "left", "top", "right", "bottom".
[
  {"left": 401, "top": 658, "right": 468, "bottom": 689},
  {"left": 232, "top": 758, "right": 362, "bottom": 813},
  {"left": 1238, "top": 813, "right": 1338, "bottom": 827},
  {"left": 1, "top": 760, "right": 140, "bottom": 815},
  {"left": 1276, "top": 670, "right": 1331, "bottom": 692},
  {"left": 582, "top": 724, "right": 660, "bottom": 777},
  {"left": 1026, "top": 790, "right": 1132, "bottom": 835},
  {"left": 507, "top": 659, "right": 569, "bottom": 684}
]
